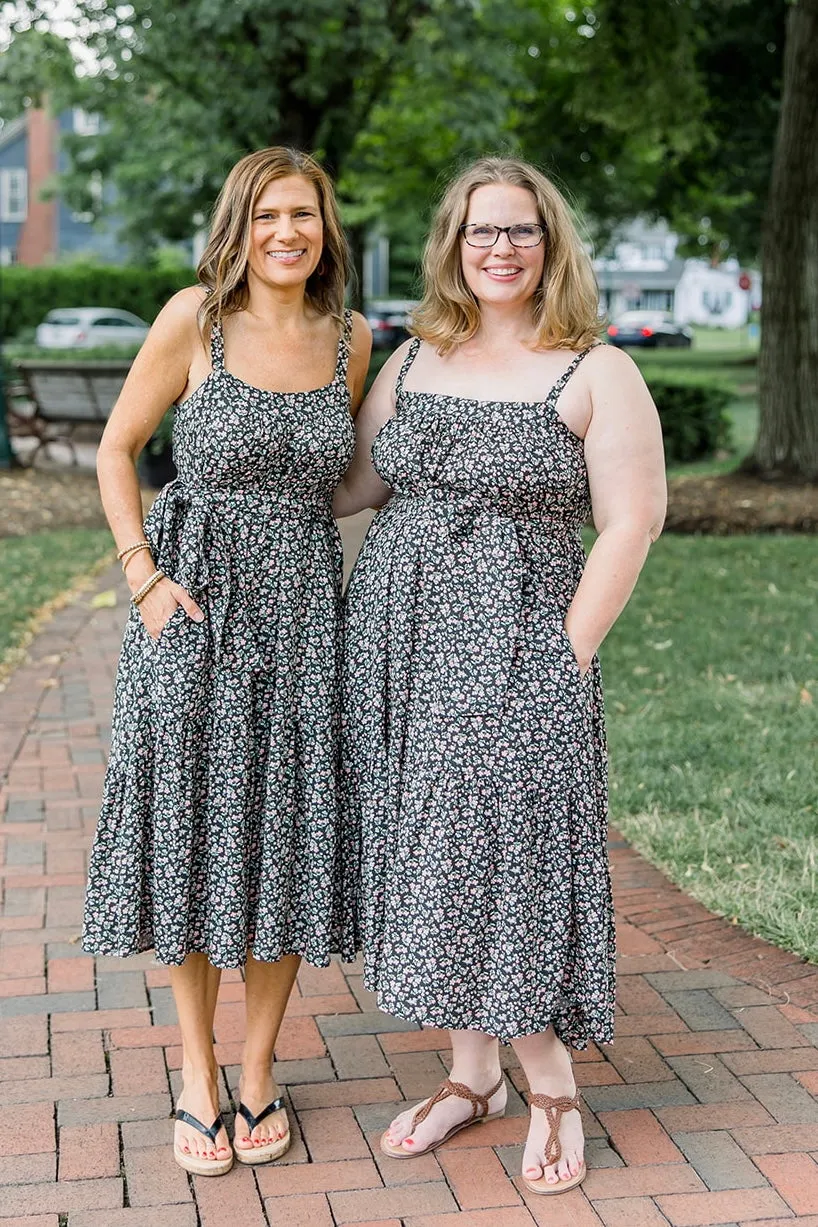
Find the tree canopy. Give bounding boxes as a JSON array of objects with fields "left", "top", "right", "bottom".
[
  {"left": 3, "top": 0, "right": 815, "bottom": 476},
  {"left": 0, "top": 0, "right": 785, "bottom": 264}
]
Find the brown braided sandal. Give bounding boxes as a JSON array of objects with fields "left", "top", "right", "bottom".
[
  {"left": 380, "top": 1074, "right": 505, "bottom": 1158},
  {"left": 523, "top": 1090, "right": 587, "bottom": 1195}
]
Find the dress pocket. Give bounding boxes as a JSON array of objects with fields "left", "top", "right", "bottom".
[
  {"left": 156, "top": 604, "right": 188, "bottom": 646},
  {"left": 558, "top": 621, "right": 590, "bottom": 688}
]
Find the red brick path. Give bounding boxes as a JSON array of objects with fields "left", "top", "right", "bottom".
[{"left": 2, "top": 560, "right": 818, "bottom": 1226}]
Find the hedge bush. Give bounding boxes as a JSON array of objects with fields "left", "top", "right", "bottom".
[
  {"left": 642, "top": 369, "right": 733, "bottom": 464},
  {"left": 1, "top": 263, "right": 197, "bottom": 338}
]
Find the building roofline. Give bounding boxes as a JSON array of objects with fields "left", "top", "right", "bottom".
[{"left": 0, "top": 114, "right": 28, "bottom": 153}]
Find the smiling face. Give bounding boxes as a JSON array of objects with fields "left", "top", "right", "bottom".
[
  {"left": 460, "top": 182, "right": 546, "bottom": 310},
  {"left": 246, "top": 174, "right": 324, "bottom": 290}
]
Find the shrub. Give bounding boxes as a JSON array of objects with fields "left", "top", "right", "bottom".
[
  {"left": 641, "top": 369, "right": 733, "bottom": 464},
  {"left": 1, "top": 263, "right": 196, "bottom": 338}
]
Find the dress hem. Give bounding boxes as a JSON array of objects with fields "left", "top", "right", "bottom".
[
  {"left": 82, "top": 938, "right": 361, "bottom": 970},
  {"left": 367, "top": 981, "right": 614, "bottom": 1049}
]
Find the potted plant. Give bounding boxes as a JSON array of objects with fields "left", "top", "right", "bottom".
[{"left": 139, "top": 406, "right": 177, "bottom": 488}]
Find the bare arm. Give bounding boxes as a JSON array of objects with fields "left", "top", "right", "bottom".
[
  {"left": 565, "top": 347, "right": 667, "bottom": 674},
  {"left": 97, "top": 286, "right": 206, "bottom": 637},
  {"left": 333, "top": 339, "right": 413, "bottom": 518}
]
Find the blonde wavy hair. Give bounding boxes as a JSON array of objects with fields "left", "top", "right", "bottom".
[
  {"left": 196, "top": 147, "right": 350, "bottom": 338},
  {"left": 413, "top": 156, "right": 601, "bottom": 353}
]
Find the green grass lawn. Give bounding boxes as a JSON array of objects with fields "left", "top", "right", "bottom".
[
  {"left": 0, "top": 530, "right": 114, "bottom": 672},
  {"left": 602, "top": 533, "right": 818, "bottom": 963}
]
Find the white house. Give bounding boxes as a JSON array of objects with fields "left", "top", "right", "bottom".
[{"left": 594, "top": 219, "right": 760, "bottom": 327}]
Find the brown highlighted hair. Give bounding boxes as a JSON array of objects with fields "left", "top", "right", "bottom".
[
  {"left": 412, "top": 156, "right": 601, "bottom": 353},
  {"left": 196, "top": 147, "right": 350, "bottom": 338}
]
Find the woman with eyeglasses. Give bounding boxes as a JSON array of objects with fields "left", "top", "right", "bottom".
[{"left": 334, "top": 157, "right": 666, "bottom": 1195}]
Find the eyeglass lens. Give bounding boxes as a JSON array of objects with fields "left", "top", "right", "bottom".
[{"left": 463, "top": 224, "right": 544, "bottom": 247}]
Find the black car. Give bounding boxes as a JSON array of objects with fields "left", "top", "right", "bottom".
[
  {"left": 607, "top": 311, "right": 693, "bottom": 348},
  {"left": 365, "top": 300, "right": 416, "bottom": 350}
]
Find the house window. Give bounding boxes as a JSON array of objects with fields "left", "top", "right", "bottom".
[
  {"left": 642, "top": 289, "right": 674, "bottom": 311},
  {"left": 73, "top": 109, "right": 101, "bottom": 135},
  {"left": 0, "top": 169, "right": 28, "bottom": 222},
  {"left": 702, "top": 290, "right": 733, "bottom": 316}
]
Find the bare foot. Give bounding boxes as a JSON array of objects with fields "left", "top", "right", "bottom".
[
  {"left": 175, "top": 1070, "right": 231, "bottom": 1164},
  {"left": 384, "top": 1076, "right": 506, "bottom": 1154},
  {"left": 233, "top": 1071, "right": 288, "bottom": 1153}
]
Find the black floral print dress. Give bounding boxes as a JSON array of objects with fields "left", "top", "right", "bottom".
[
  {"left": 342, "top": 338, "right": 614, "bottom": 1047},
  {"left": 83, "top": 310, "right": 358, "bottom": 968}
]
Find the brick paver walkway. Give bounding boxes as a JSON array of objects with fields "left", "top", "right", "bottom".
[{"left": 2, "top": 558, "right": 818, "bottom": 1227}]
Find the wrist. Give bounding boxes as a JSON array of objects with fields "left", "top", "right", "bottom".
[{"left": 124, "top": 552, "right": 157, "bottom": 593}]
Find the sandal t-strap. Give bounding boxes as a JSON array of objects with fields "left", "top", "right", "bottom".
[
  {"left": 413, "top": 1075, "right": 504, "bottom": 1130},
  {"left": 175, "top": 1108, "right": 226, "bottom": 1144},
  {"left": 236, "top": 1096, "right": 285, "bottom": 1134},
  {"left": 380, "top": 1074, "right": 505, "bottom": 1159},
  {"left": 233, "top": 1096, "right": 291, "bottom": 1166},
  {"left": 173, "top": 1108, "right": 233, "bottom": 1177},
  {"left": 528, "top": 1091, "right": 580, "bottom": 1167},
  {"left": 524, "top": 1090, "right": 586, "bottom": 1197}
]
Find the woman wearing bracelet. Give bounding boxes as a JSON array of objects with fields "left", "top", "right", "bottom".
[
  {"left": 83, "top": 147, "right": 370, "bottom": 1176},
  {"left": 336, "top": 157, "right": 666, "bottom": 1194}
]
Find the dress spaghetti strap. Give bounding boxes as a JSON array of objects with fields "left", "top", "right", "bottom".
[
  {"left": 548, "top": 343, "right": 598, "bottom": 406},
  {"left": 395, "top": 337, "right": 422, "bottom": 399},
  {"left": 335, "top": 309, "right": 354, "bottom": 385},
  {"left": 209, "top": 318, "right": 225, "bottom": 373}
]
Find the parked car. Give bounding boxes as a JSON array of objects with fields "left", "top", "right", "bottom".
[
  {"left": 35, "top": 307, "right": 150, "bottom": 350},
  {"left": 365, "top": 300, "right": 417, "bottom": 350},
  {"left": 606, "top": 311, "right": 693, "bottom": 349}
]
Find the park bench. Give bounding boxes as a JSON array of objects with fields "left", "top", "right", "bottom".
[{"left": 8, "top": 358, "right": 132, "bottom": 466}]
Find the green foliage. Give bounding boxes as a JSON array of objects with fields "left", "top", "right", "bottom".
[
  {"left": 642, "top": 369, "right": 733, "bottom": 464},
  {"left": 6, "top": 0, "right": 786, "bottom": 273},
  {"left": 0, "top": 27, "right": 75, "bottom": 115},
  {"left": 0, "top": 264, "right": 195, "bottom": 338},
  {"left": 605, "top": 534, "right": 818, "bottom": 961},
  {"left": 5, "top": 0, "right": 522, "bottom": 255}
]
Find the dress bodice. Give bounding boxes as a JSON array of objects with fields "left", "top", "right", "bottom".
[{"left": 371, "top": 338, "right": 595, "bottom": 538}]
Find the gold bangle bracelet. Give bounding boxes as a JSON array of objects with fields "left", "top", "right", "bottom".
[
  {"left": 121, "top": 543, "right": 152, "bottom": 571},
  {"left": 131, "top": 570, "right": 165, "bottom": 606},
  {"left": 117, "top": 539, "right": 150, "bottom": 561}
]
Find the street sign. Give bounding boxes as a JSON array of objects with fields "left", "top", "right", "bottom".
[{"left": 738, "top": 272, "right": 752, "bottom": 291}]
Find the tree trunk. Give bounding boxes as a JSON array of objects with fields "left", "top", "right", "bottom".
[{"left": 749, "top": 0, "right": 818, "bottom": 481}]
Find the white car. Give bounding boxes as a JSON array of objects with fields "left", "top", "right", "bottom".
[{"left": 35, "top": 307, "right": 150, "bottom": 349}]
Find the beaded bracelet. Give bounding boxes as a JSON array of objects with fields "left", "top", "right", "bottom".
[
  {"left": 120, "top": 543, "right": 152, "bottom": 572},
  {"left": 117, "top": 539, "right": 150, "bottom": 561},
  {"left": 131, "top": 569, "right": 165, "bottom": 606}
]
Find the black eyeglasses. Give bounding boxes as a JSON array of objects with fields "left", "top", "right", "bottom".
[{"left": 459, "top": 222, "right": 546, "bottom": 248}]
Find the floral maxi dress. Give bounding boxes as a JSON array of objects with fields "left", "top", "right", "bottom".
[
  {"left": 342, "top": 339, "right": 615, "bottom": 1046},
  {"left": 83, "top": 310, "right": 358, "bottom": 968}
]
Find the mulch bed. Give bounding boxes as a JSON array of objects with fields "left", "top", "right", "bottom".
[
  {"left": 1, "top": 464, "right": 816, "bottom": 539},
  {"left": 664, "top": 471, "right": 818, "bottom": 534}
]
